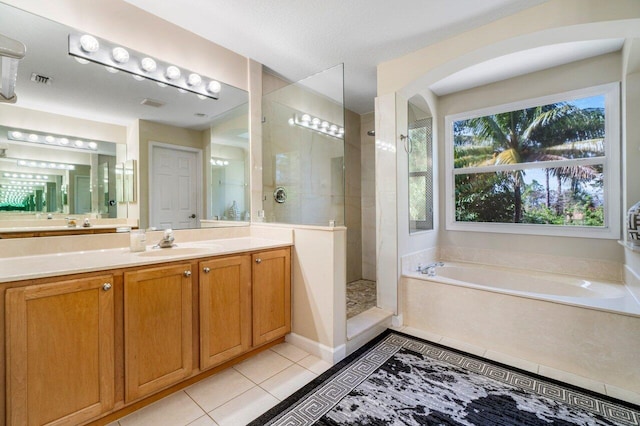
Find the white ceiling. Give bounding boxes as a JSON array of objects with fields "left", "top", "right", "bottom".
[{"left": 122, "top": 0, "right": 552, "bottom": 114}]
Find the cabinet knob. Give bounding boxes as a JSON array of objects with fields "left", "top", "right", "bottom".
[
  {"left": 255, "top": 258, "right": 262, "bottom": 264},
  {"left": 102, "top": 283, "right": 112, "bottom": 291},
  {"left": 203, "top": 267, "right": 211, "bottom": 273},
  {"left": 184, "top": 270, "right": 192, "bottom": 277}
]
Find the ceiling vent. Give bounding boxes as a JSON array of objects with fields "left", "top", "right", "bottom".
[
  {"left": 140, "top": 98, "right": 164, "bottom": 108},
  {"left": 30, "top": 73, "right": 52, "bottom": 85},
  {"left": 194, "top": 113, "right": 207, "bottom": 118}
]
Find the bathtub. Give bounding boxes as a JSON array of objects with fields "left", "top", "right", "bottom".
[
  {"left": 401, "top": 261, "right": 640, "bottom": 395},
  {"left": 405, "top": 261, "right": 640, "bottom": 316}
]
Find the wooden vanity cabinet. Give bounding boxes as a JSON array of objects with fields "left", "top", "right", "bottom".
[
  {"left": 123, "top": 263, "right": 193, "bottom": 402},
  {"left": 5, "top": 275, "right": 115, "bottom": 426},
  {"left": 252, "top": 248, "right": 291, "bottom": 346},
  {"left": 199, "top": 255, "right": 252, "bottom": 370}
]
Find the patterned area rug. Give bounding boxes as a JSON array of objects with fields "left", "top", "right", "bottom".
[{"left": 250, "top": 330, "right": 640, "bottom": 426}]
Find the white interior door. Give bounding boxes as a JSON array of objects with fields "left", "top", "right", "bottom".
[{"left": 150, "top": 144, "right": 201, "bottom": 230}]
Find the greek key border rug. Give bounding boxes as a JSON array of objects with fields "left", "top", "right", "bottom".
[{"left": 249, "top": 330, "right": 640, "bottom": 426}]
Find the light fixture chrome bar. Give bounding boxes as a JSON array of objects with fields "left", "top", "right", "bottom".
[
  {"left": 68, "top": 32, "right": 221, "bottom": 100},
  {"left": 0, "top": 33, "right": 26, "bottom": 103},
  {"left": 7, "top": 128, "right": 102, "bottom": 151},
  {"left": 289, "top": 113, "right": 344, "bottom": 140},
  {"left": 16, "top": 158, "right": 75, "bottom": 171}
]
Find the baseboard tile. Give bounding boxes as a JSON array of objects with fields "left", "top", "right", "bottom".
[{"left": 285, "top": 333, "right": 346, "bottom": 364}]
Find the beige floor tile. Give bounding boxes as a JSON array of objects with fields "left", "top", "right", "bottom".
[
  {"left": 119, "top": 391, "right": 205, "bottom": 426},
  {"left": 209, "top": 386, "right": 279, "bottom": 426},
  {"left": 187, "top": 415, "right": 217, "bottom": 426},
  {"left": 260, "top": 364, "right": 317, "bottom": 400},
  {"left": 483, "top": 350, "right": 539, "bottom": 374},
  {"left": 185, "top": 368, "right": 255, "bottom": 413},
  {"left": 440, "top": 336, "right": 486, "bottom": 357},
  {"left": 270, "top": 342, "right": 309, "bottom": 362},
  {"left": 605, "top": 384, "right": 640, "bottom": 406},
  {"left": 538, "top": 365, "right": 607, "bottom": 395},
  {"left": 233, "top": 349, "right": 293, "bottom": 383},
  {"left": 298, "top": 354, "right": 333, "bottom": 375}
]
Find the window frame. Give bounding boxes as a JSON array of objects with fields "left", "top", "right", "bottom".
[{"left": 444, "top": 82, "right": 621, "bottom": 239}]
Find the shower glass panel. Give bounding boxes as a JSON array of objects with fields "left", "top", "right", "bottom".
[
  {"left": 408, "top": 96, "right": 434, "bottom": 233},
  {"left": 262, "top": 64, "right": 344, "bottom": 226}
]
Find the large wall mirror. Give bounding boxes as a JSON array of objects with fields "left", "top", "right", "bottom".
[{"left": 0, "top": 2, "right": 249, "bottom": 234}]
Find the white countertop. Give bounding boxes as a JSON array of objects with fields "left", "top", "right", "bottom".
[{"left": 0, "top": 237, "right": 292, "bottom": 283}]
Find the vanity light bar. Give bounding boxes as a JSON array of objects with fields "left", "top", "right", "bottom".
[
  {"left": 210, "top": 157, "right": 230, "bottom": 166},
  {"left": 69, "top": 32, "right": 221, "bottom": 101},
  {"left": 16, "top": 159, "right": 75, "bottom": 171},
  {"left": 2, "top": 172, "right": 49, "bottom": 180},
  {"left": 288, "top": 114, "right": 344, "bottom": 140},
  {"left": 7, "top": 129, "right": 100, "bottom": 151}
]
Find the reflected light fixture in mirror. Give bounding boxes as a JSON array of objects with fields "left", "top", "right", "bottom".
[
  {"left": 68, "top": 32, "right": 223, "bottom": 100},
  {"left": 288, "top": 113, "right": 344, "bottom": 139},
  {"left": 7, "top": 129, "right": 104, "bottom": 151}
]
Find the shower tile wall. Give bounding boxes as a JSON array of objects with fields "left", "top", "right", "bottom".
[
  {"left": 360, "top": 112, "right": 376, "bottom": 281},
  {"left": 262, "top": 76, "right": 345, "bottom": 226},
  {"left": 345, "top": 109, "right": 362, "bottom": 283}
]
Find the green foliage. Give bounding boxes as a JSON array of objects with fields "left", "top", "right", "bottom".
[{"left": 453, "top": 98, "right": 605, "bottom": 226}]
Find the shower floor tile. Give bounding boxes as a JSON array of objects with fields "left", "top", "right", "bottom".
[{"left": 347, "top": 279, "right": 376, "bottom": 319}]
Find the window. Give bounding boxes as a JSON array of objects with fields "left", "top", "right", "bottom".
[
  {"left": 409, "top": 114, "right": 434, "bottom": 233},
  {"left": 445, "top": 83, "right": 620, "bottom": 238}
]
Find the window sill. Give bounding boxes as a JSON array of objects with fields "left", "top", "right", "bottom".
[
  {"left": 446, "top": 221, "right": 619, "bottom": 239},
  {"left": 618, "top": 240, "right": 640, "bottom": 252}
]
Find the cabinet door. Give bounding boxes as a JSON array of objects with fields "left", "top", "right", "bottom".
[
  {"left": 124, "top": 264, "right": 192, "bottom": 402},
  {"left": 6, "top": 275, "right": 115, "bottom": 426},
  {"left": 252, "top": 248, "right": 291, "bottom": 346},
  {"left": 200, "top": 255, "right": 251, "bottom": 370}
]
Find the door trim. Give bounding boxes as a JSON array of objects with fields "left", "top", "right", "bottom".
[{"left": 148, "top": 141, "right": 202, "bottom": 229}]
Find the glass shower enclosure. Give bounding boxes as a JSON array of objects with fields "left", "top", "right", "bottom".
[{"left": 262, "top": 64, "right": 345, "bottom": 226}]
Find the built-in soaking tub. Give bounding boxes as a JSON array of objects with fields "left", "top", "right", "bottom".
[
  {"left": 406, "top": 262, "right": 640, "bottom": 315},
  {"left": 401, "top": 261, "right": 640, "bottom": 395}
]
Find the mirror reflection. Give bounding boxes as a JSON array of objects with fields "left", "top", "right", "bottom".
[{"left": 0, "top": 3, "right": 249, "bottom": 234}]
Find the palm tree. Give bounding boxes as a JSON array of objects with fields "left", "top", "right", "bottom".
[{"left": 457, "top": 103, "right": 603, "bottom": 223}]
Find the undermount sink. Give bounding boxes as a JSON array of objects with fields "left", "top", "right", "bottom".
[{"left": 135, "top": 247, "right": 212, "bottom": 257}]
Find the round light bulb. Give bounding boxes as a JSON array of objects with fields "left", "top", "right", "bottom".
[
  {"left": 48, "top": 163, "right": 56, "bottom": 168},
  {"left": 28, "top": 134, "right": 39, "bottom": 142},
  {"left": 74, "top": 140, "right": 84, "bottom": 147},
  {"left": 11, "top": 131, "right": 22, "bottom": 139},
  {"left": 338, "top": 127, "right": 344, "bottom": 134},
  {"left": 207, "top": 80, "right": 221, "bottom": 94},
  {"left": 329, "top": 124, "right": 338, "bottom": 132},
  {"left": 288, "top": 118, "right": 294, "bottom": 125},
  {"left": 311, "top": 117, "right": 321, "bottom": 126},
  {"left": 111, "top": 47, "right": 129, "bottom": 64},
  {"left": 59, "top": 138, "right": 69, "bottom": 145},
  {"left": 321, "top": 121, "right": 329, "bottom": 129},
  {"left": 45, "top": 136, "right": 55, "bottom": 143},
  {"left": 187, "top": 73, "right": 202, "bottom": 87},
  {"left": 141, "top": 57, "right": 157, "bottom": 73},
  {"left": 223, "top": 160, "right": 229, "bottom": 166},
  {"left": 165, "top": 65, "right": 181, "bottom": 80},
  {"left": 88, "top": 142, "right": 98, "bottom": 149},
  {"left": 79, "top": 34, "right": 99, "bottom": 53},
  {"left": 301, "top": 114, "right": 311, "bottom": 123}
]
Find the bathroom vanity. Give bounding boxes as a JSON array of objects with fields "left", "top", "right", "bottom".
[{"left": 0, "top": 237, "right": 291, "bottom": 425}]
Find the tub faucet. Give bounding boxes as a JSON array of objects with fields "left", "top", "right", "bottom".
[{"left": 420, "top": 261, "right": 444, "bottom": 276}]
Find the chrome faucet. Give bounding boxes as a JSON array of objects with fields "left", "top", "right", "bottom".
[
  {"left": 154, "top": 229, "right": 175, "bottom": 248},
  {"left": 418, "top": 261, "right": 444, "bottom": 276}
]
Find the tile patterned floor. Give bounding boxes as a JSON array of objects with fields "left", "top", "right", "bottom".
[
  {"left": 110, "top": 343, "right": 332, "bottom": 426},
  {"left": 109, "top": 327, "right": 640, "bottom": 425},
  {"left": 346, "top": 279, "right": 376, "bottom": 319}
]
